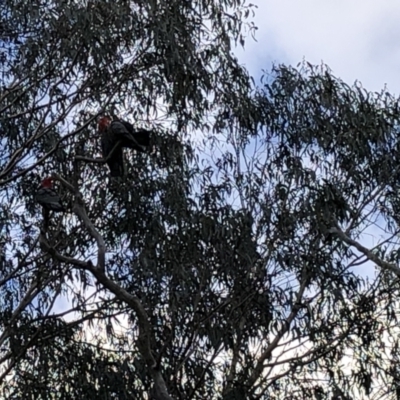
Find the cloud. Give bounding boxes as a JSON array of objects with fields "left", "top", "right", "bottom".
[
  {"left": 236, "top": 0, "right": 400, "bottom": 93},
  {"left": 233, "top": 1, "right": 399, "bottom": 280}
]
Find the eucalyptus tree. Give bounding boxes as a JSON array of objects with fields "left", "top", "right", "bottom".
[
  {"left": 2, "top": 0, "right": 400, "bottom": 399},
  {"left": 0, "top": 0, "right": 256, "bottom": 398}
]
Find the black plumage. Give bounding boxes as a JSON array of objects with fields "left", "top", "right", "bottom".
[
  {"left": 99, "top": 117, "right": 151, "bottom": 177},
  {"left": 36, "top": 177, "right": 65, "bottom": 212}
]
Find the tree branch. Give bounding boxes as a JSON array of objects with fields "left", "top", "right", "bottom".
[
  {"left": 72, "top": 202, "right": 106, "bottom": 271},
  {"left": 0, "top": 115, "right": 98, "bottom": 186},
  {"left": 329, "top": 226, "right": 400, "bottom": 278},
  {"left": 39, "top": 240, "right": 174, "bottom": 400},
  {"left": 74, "top": 140, "right": 122, "bottom": 164},
  {"left": 246, "top": 276, "right": 309, "bottom": 389},
  {"left": 50, "top": 173, "right": 106, "bottom": 271},
  {"left": 52, "top": 173, "right": 75, "bottom": 192}
]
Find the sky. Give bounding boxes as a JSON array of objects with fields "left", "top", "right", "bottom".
[
  {"left": 233, "top": 0, "right": 400, "bottom": 279},
  {"left": 235, "top": 0, "right": 400, "bottom": 96}
]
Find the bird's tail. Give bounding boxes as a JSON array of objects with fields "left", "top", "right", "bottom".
[{"left": 132, "top": 130, "right": 151, "bottom": 148}]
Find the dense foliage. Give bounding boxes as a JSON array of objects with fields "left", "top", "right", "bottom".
[{"left": 2, "top": 1, "right": 400, "bottom": 399}]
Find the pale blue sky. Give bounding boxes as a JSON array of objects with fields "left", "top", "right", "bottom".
[{"left": 235, "top": 0, "right": 400, "bottom": 95}]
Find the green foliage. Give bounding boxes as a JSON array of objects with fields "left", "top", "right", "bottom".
[{"left": 2, "top": 1, "right": 400, "bottom": 399}]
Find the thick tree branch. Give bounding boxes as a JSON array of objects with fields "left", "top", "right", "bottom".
[
  {"left": 329, "top": 226, "right": 400, "bottom": 278},
  {"left": 73, "top": 202, "right": 106, "bottom": 271},
  {"left": 40, "top": 239, "right": 174, "bottom": 400},
  {"left": 51, "top": 174, "right": 106, "bottom": 271}
]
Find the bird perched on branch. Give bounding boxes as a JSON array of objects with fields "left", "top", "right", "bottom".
[
  {"left": 35, "top": 177, "right": 65, "bottom": 228},
  {"left": 98, "top": 116, "right": 151, "bottom": 177},
  {"left": 99, "top": 117, "right": 124, "bottom": 177},
  {"left": 36, "top": 177, "right": 65, "bottom": 212}
]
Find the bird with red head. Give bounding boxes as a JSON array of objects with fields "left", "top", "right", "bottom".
[
  {"left": 98, "top": 115, "right": 151, "bottom": 177},
  {"left": 98, "top": 116, "right": 112, "bottom": 133},
  {"left": 36, "top": 177, "right": 65, "bottom": 212}
]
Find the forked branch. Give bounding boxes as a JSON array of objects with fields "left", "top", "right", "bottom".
[
  {"left": 40, "top": 174, "right": 174, "bottom": 400},
  {"left": 40, "top": 240, "right": 174, "bottom": 400}
]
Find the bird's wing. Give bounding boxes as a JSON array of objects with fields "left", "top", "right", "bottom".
[
  {"left": 36, "top": 188, "right": 64, "bottom": 211},
  {"left": 110, "top": 121, "right": 131, "bottom": 139},
  {"left": 120, "top": 120, "right": 135, "bottom": 134},
  {"left": 113, "top": 121, "right": 150, "bottom": 150}
]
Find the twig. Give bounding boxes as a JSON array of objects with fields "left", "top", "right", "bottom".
[
  {"left": 74, "top": 140, "right": 122, "bottom": 163},
  {"left": 246, "top": 276, "right": 309, "bottom": 389},
  {"left": 52, "top": 173, "right": 75, "bottom": 192},
  {"left": 0, "top": 115, "right": 98, "bottom": 186}
]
